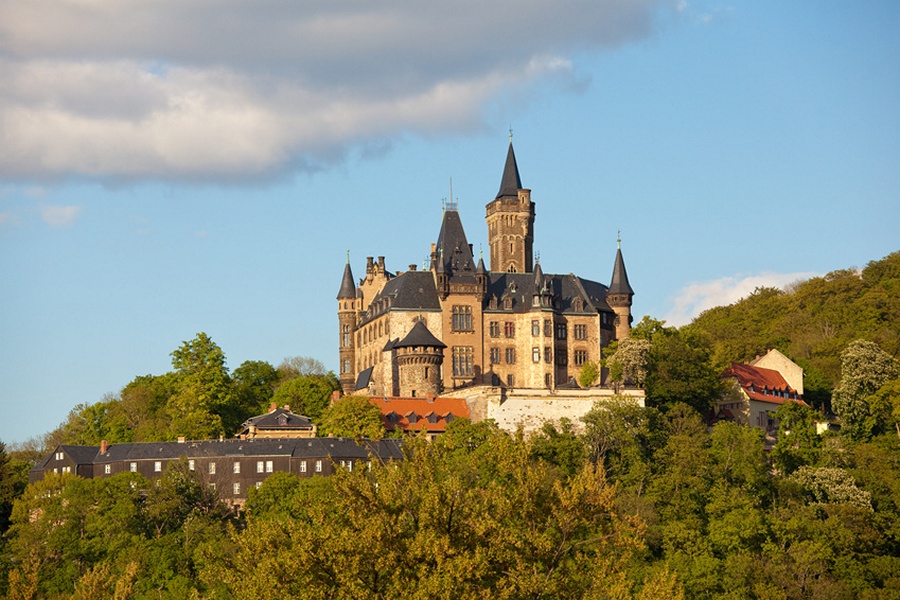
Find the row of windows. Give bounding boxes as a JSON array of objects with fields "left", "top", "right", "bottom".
[
  {"left": 120, "top": 458, "right": 332, "bottom": 475},
  {"left": 489, "top": 321, "right": 589, "bottom": 340}
]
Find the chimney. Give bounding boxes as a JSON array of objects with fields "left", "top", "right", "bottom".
[
  {"left": 269, "top": 401, "right": 277, "bottom": 413},
  {"left": 409, "top": 264, "right": 417, "bottom": 272},
  {"left": 283, "top": 405, "right": 290, "bottom": 412},
  {"left": 100, "top": 440, "right": 108, "bottom": 454},
  {"left": 425, "top": 393, "right": 436, "bottom": 402},
  {"left": 177, "top": 436, "right": 186, "bottom": 444}
]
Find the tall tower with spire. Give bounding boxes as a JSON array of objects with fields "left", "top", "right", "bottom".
[
  {"left": 336, "top": 254, "right": 358, "bottom": 395},
  {"left": 485, "top": 141, "right": 535, "bottom": 274},
  {"left": 607, "top": 236, "right": 634, "bottom": 340}
]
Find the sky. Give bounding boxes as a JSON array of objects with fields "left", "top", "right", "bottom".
[{"left": 1, "top": 1, "right": 898, "bottom": 446}]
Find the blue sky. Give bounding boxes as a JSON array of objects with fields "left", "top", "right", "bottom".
[{"left": 1, "top": 1, "right": 898, "bottom": 445}]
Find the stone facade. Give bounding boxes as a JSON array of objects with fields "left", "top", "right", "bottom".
[{"left": 338, "top": 142, "right": 634, "bottom": 399}]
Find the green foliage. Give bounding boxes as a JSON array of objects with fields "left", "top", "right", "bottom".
[
  {"left": 832, "top": 339, "right": 899, "bottom": 441},
  {"left": 578, "top": 359, "right": 600, "bottom": 388},
  {"left": 270, "top": 372, "right": 340, "bottom": 421},
  {"left": 688, "top": 252, "right": 900, "bottom": 410},
  {"left": 771, "top": 401, "right": 823, "bottom": 474},
  {"left": 643, "top": 326, "right": 724, "bottom": 414},
  {"left": 318, "top": 395, "right": 386, "bottom": 439},
  {"left": 529, "top": 418, "right": 587, "bottom": 477},
  {"left": 608, "top": 337, "right": 652, "bottom": 387}
]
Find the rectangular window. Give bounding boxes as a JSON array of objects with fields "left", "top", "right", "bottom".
[
  {"left": 255, "top": 481, "right": 262, "bottom": 489},
  {"left": 531, "top": 320, "right": 540, "bottom": 336},
  {"left": 55, "top": 452, "right": 64, "bottom": 460},
  {"left": 490, "top": 347, "right": 500, "bottom": 364},
  {"left": 451, "top": 305, "right": 473, "bottom": 331},
  {"left": 233, "top": 461, "right": 241, "bottom": 474},
  {"left": 188, "top": 459, "right": 195, "bottom": 471},
  {"left": 266, "top": 460, "right": 274, "bottom": 473},
  {"left": 574, "top": 324, "right": 587, "bottom": 340},
  {"left": 544, "top": 319, "right": 552, "bottom": 337},
  {"left": 342, "top": 359, "right": 351, "bottom": 374},
  {"left": 130, "top": 462, "right": 137, "bottom": 472},
  {"left": 315, "top": 460, "right": 323, "bottom": 473},
  {"left": 300, "top": 460, "right": 307, "bottom": 473},
  {"left": 257, "top": 461, "right": 264, "bottom": 473},
  {"left": 506, "top": 374, "right": 514, "bottom": 387},
  {"left": 505, "top": 348, "right": 516, "bottom": 364},
  {"left": 556, "top": 323, "right": 567, "bottom": 340},
  {"left": 544, "top": 346, "right": 552, "bottom": 363},
  {"left": 504, "top": 322, "right": 515, "bottom": 338},
  {"left": 532, "top": 347, "right": 541, "bottom": 363},
  {"left": 574, "top": 350, "right": 588, "bottom": 366},
  {"left": 209, "top": 483, "right": 216, "bottom": 491},
  {"left": 556, "top": 353, "right": 568, "bottom": 367},
  {"left": 62, "top": 466, "right": 71, "bottom": 474},
  {"left": 452, "top": 346, "right": 474, "bottom": 377},
  {"left": 233, "top": 483, "right": 241, "bottom": 495},
  {"left": 154, "top": 461, "right": 162, "bottom": 472},
  {"left": 346, "top": 460, "right": 353, "bottom": 472},
  {"left": 104, "top": 464, "right": 111, "bottom": 475},
  {"left": 209, "top": 462, "right": 216, "bottom": 475},
  {"left": 489, "top": 321, "right": 500, "bottom": 337}
]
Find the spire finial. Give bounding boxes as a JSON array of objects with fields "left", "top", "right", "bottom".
[
  {"left": 346, "top": 249, "right": 350, "bottom": 264},
  {"left": 508, "top": 126, "right": 513, "bottom": 143},
  {"left": 617, "top": 230, "right": 621, "bottom": 250},
  {"left": 535, "top": 250, "right": 541, "bottom": 263},
  {"left": 479, "top": 243, "right": 483, "bottom": 259}
]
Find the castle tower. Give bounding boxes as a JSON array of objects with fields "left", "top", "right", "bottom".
[
  {"left": 337, "top": 256, "right": 358, "bottom": 395},
  {"left": 486, "top": 141, "right": 535, "bottom": 273},
  {"left": 607, "top": 237, "right": 634, "bottom": 340},
  {"left": 394, "top": 320, "right": 446, "bottom": 398}
]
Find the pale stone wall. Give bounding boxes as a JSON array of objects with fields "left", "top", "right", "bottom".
[
  {"left": 463, "top": 385, "right": 645, "bottom": 436},
  {"left": 751, "top": 349, "right": 804, "bottom": 395}
]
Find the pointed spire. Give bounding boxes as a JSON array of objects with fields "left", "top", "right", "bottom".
[
  {"left": 533, "top": 258, "right": 544, "bottom": 290},
  {"left": 609, "top": 239, "right": 634, "bottom": 297},
  {"left": 476, "top": 255, "right": 486, "bottom": 275},
  {"left": 337, "top": 257, "right": 356, "bottom": 300},
  {"left": 495, "top": 141, "right": 523, "bottom": 199}
]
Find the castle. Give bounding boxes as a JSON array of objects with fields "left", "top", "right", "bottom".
[{"left": 337, "top": 142, "right": 634, "bottom": 399}]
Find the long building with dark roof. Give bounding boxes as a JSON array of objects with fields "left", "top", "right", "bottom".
[
  {"left": 337, "top": 141, "right": 634, "bottom": 397},
  {"left": 30, "top": 437, "right": 404, "bottom": 505}
]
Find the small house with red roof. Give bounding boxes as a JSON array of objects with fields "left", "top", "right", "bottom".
[
  {"left": 366, "top": 395, "right": 470, "bottom": 441},
  {"left": 716, "top": 349, "right": 807, "bottom": 434}
]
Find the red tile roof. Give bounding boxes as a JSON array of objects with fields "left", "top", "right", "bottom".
[
  {"left": 366, "top": 396, "right": 469, "bottom": 434},
  {"left": 723, "top": 362, "right": 806, "bottom": 407}
]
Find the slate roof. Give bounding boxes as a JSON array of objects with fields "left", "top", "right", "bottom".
[
  {"left": 485, "top": 272, "right": 613, "bottom": 314},
  {"left": 355, "top": 366, "right": 374, "bottom": 391},
  {"left": 496, "top": 142, "right": 523, "bottom": 198},
  {"left": 337, "top": 261, "right": 356, "bottom": 299},
  {"left": 609, "top": 247, "right": 634, "bottom": 296},
  {"left": 238, "top": 407, "right": 314, "bottom": 434},
  {"left": 394, "top": 320, "right": 446, "bottom": 349},
  {"left": 435, "top": 209, "right": 476, "bottom": 276}
]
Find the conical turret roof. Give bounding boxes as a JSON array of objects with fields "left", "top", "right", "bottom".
[
  {"left": 394, "top": 320, "right": 447, "bottom": 349},
  {"left": 609, "top": 246, "right": 634, "bottom": 297},
  {"left": 337, "top": 260, "right": 356, "bottom": 299},
  {"left": 495, "top": 142, "right": 523, "bottom": 199}
]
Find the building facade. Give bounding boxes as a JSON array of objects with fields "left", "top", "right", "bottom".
[
  {"left": 338, "top": 142, "right": 634, "bottom": 397},
  {"left": 30, "top": 438, "right": 404, "bottom": 505}
]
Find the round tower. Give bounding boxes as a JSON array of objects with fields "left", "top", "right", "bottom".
[
  {"left": 337, "top": 255, "right": 358, "bottom": 395},
  {"left": 393, "top": 320, "right": 446, "bottom": 398},
  {"left": 607, "top": 237, "right": 634, "bottom": 341}
]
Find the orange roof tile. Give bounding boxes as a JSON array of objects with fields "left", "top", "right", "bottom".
[{"left": 365, "top": 396, "right": 469, "bottom": 433}]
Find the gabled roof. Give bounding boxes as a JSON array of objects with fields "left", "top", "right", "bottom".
[
  {"left": 237, "top": 407, "right": 314, "bottom": 434},
  {"left": 366, "top": 396, "right": 470, "bottom": 433},
  {"left": 724, "top": 362, "right": 806, "bottom": 406},
  {"left": 355, "top": 366, "right": 374, "bottom": 391},
  {"left": 484, "top": 271, "right": 612, "bottom": 314},
  {"left": 496, "top": 142, "right": 523, "bottom": 198},
  {"left": 394, "top": 320, "right": 446, "bottom": 349}
]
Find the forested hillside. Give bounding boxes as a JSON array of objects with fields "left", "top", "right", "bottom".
[
  {"left": 686, "top": 251, "right": 900, "bottom": 409},
  {"left": 1, "top": 252, "right": 899, "bottom": 598}
]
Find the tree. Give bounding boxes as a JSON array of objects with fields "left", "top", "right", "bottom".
[
  {"left": 832, "top": 340, "right": 898, "bottom": 440},
  {"left": 271, "top": 373, "right": 340, "bottom": 421},
  {"left": 166, "top": 333, "right": 235, "bottom": 439},
  {"left": 578, "top": 360, "right": 600, "bottom": 388},
  {"left": 278, "top": 356, "right": 329, "bottom": 378},
  {"left": 529, "top": 418, "right": 587, "bottom": 477},
  {"left": 643, "top": 328, "right": 724, "bottom": 415},
  {"left": 771, "top": 401, "right": 824, "bottom": 474},
  {"left": 231, "top": 360, "right": 280, "bottom": 421},
  {"left": 318, "top": 396, "right": 385, "bottom": 439},
  {"left": 608, "top": 337, "right": 652, "bottom": 387}
]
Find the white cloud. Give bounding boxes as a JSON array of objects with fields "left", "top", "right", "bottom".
[
  {"left": 663, "top": 271, "right": 817, "bottom": 326},
  {"left": 39, "top": 204, "right": 81, "bottom": 227},
  {"left": 0, "top": 1, "right": 674, "bottom": 182}
]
